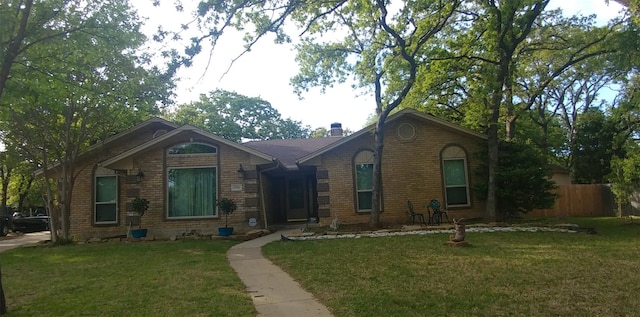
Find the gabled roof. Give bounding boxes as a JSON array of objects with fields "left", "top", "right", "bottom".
[
  {"left": 89, "top": 117, "right": 179, "bottom": 152},
  {"left": 100, "top": 124, "right": 275, "bottom": 169},
  {"left": 98, "top": 109, "right": 485, "bottom": 171},
  {"left": 243, "top": 138, "right": 342, "bottom": 169},
  {"left": 35, "top": 117, "right": 179, "bottom": 176},
  {"left": 297, "top": 108, "right": 486, "bottom": 165}
]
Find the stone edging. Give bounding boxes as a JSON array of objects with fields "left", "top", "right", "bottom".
[{"left": 283, "top": 225, "right": 585, "bottom": 241}]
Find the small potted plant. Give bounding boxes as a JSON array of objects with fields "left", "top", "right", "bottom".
[
  {"left": 217, "top": 197, "right": 237, "bottom": 236},
  {"left": 130, "top": 197, "right": 149, "bottom": 238}
]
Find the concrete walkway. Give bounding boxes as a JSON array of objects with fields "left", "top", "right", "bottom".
[
  {"left": 0, "top": 231, "right": 50, "bottom": 252},
  {"left": 227, "top": 230, "right": 334, "bottom": 317}
]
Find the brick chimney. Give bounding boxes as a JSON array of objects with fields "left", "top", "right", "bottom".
[{"left": 330, "top": 123, "right": 343, "bottom": 137}]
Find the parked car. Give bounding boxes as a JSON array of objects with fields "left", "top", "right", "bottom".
[{"left": 11, "top": 213, "right": 50, "bottom": 233}]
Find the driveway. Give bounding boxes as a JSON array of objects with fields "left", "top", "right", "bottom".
[{"left": 0, "top": 231, "right": 51, "bottom": 252}]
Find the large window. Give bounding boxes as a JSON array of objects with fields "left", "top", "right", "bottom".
[
  {"left": 355, "top": 150, "right": 375, "bottom": 212},
  {"left": 442, "top": 146, "right": 470, "bottom": 207},
  {"left": 167, "top": 167, "right": 216, "bottom": 218},
  {"left": 95, "top": 174, "right": 118, "bottom": 224}
]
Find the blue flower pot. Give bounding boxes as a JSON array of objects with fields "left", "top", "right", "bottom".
[
  {"left": 218, "top": 227, "right": 234, "bottom": 236},
  {"left": 131, "top": 228, "right": 148, "bottom": 238}
]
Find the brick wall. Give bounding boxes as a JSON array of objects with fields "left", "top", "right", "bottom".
[
  {"left": 70, "top": 128, "right": 265, "bottom": 240},
  {"left": 313, "top": 117, "right": 486, "bottom": 227},
  {"left": 69, "top": 115, "right": 487, "bottom": 239}
]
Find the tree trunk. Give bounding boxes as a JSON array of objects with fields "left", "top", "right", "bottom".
[
  {"left": 0, "top": 0, "right": 34, "bottom": 100},
  {"left": 16, "top": 176, "right": 33, "bottom": 214},
  {"left": 40, "top": 148, "right": 58, "bottom": 244},
  {"left": 486, "top": 122, "right": 499, "bottom": 222},
  {"left": 0, "top": 261, "right": 6, "bottom": 314},
  {"left": 369, "top": 115, "right": 386, "bottom": 228},
  {"left": 617, "top": 202, "right": 623, "bottom": 218},
  {"left": 59, "top": 175, "right": 72, "bottom": 241},
  {"left": 1, "top": 173, "right": 9, "bottom": 216},
  {"left": 504, "top": 65, "right": 516, "bottom": 141},
  {"left": 485, "top": 58, "right": 508, "bottom": 222},
  {"left": 0, "top": 168, "right": 7, "bottom": 215}
]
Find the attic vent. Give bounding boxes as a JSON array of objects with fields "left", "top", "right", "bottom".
[
  {"left": 153, "top": 129, "right": 168, "bottom": 138},
  {"left": 397, "top": 122, "right": 416, "bottom": 141}
]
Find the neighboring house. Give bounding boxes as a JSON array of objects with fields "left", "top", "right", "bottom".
[
  {"left": 549, "top": 165, "right": 572, "bottom": 185},
  {"left": 67, "top": 109, "right": 487, "bottom": 240}
]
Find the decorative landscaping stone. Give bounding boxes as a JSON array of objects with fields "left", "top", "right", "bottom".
[
  {"left": 246, "top": 229, "right": 271, "bottom": 237},
  {"left": 402, "top": 225, "right": 424, "bottom": 231},
  {"left": 281, "top": 225, "right": 581, "bottom": 241}
]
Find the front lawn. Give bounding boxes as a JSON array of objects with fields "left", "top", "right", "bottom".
[
  {"left": 262, "top": 217, "right": 640, "bottom": 317},
  {"left": 1, "top": 240, "right": 255, "bottom": 317}
]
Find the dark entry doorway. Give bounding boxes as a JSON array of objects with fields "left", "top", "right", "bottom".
[
  {"left": 286, "top": 177, "right": 308, "bottom": 221},
  {"left": 267, "top": 172, "right": 318, "bottom": 225}
]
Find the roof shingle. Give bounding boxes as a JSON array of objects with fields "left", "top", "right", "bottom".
[{"left": 243, "top": 137, "right": 342, "bottom": 169}]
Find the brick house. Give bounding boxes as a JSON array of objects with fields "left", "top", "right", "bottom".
[{"left": 68, "top": 108, "right": 487, "bottom": 240}]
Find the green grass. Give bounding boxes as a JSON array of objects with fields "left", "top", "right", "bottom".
[
  {"left": 263, "top": 217, "right": 640, "bottom": 317},
  {"left": 1, "top": 218, "right": 638, "bottom": 317},
  {"left": 1, "top": 240, "right": 255, "bottom": 317}
]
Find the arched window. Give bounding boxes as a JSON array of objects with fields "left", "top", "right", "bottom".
[
  {"left": 168, "top": 143, "right": 216, "bottom": 155},
  {"left": 354, "top": 150, "right": 375, "bottom": 212},
  {"left": 442, "top": 145, "right": 470, "bottom": 207}
]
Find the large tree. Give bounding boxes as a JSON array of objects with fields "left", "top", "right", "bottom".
[
  {"left": 456, "top": 0, "right": 550, "bottom": 221},
  {"left": 403, "top": 1, "right": 624, "bottom": 220},
  {"left": 609, "top": 140, "right": 640, "bottom": 217},
  {"left": 474, "top": 140, "right": 558, "bottom": 219},
  {"left": 186, "top": 0, "right": 460, "bottom": 227},
  {"left": 0, "top": 0, "right": 174, "bottom": 243},
  {"left": 168, "top": 89, "right": 311, "bottom": 142}
]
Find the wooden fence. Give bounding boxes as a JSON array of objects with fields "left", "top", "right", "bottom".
[{"left": 529, "top": 184, "right": 615, "bottom": 218}]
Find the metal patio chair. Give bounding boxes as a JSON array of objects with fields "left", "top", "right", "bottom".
[
  {"left": 407, "top": 200, "right": 427, "bottom": 226},
  {"left": 427, "top": 199, "right": 450, "bottom": 225}
]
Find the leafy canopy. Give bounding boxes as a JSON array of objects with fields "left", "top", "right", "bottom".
[{"left": 167, "top": 89, "right": 311, "bottom": 142}]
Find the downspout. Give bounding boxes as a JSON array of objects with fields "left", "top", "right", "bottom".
[{"left": 258, "top": 161, "right": 280, "bottom": 230}]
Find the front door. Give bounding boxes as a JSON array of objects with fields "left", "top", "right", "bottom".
[{"left": 286, "top": 177, "right": 308, "bottom": 221}]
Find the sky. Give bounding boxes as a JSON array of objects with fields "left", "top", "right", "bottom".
[{"left": 134, "top": 0, "right": 626, "bottom": 132}]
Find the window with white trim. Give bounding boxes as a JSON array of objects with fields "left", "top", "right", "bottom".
[
  {"left": 442, "top": 146, "right": 470, "bottom": 207},
  {"left": 354, "top": 150, "right": 375, "bottom": 212},
  {"left": 167, "top": 167, "right": 217, "bottom": 218},
  {"left": 95, "top": 173, "right": 118, "bottom": 224}
]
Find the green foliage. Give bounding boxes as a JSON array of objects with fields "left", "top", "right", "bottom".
[
  {"left": 216, "top": 197, "right": 237, "bottom": 228},
  {"left": 6, "top": 159, "right": 41, "bottom": 210},
  {"left": 310, "top": 127, "right": 329, "bottom": 138},
  {"left": 167, "top": 89, "right": 311, "bottom": 142},
  {"left": 608, "top": 141, "right": 640, "bottom": 216},
  {"left": 571, "top": 108, "right": 623, "bottom": 184},
  {"left": 0, "top": 0, "right": 176, "bottom": 241},
  {"left": 131, "top": 197, "right": 150, "bottom": 216},
  {"left": 173, "top": 0, "right": 632, "bottom": 224},
  {"left": 474, "top": 141, "right": 558, "bottom": 218},
  {"left": 217, "top": 198, "right": 237, "bottom": 214},
  {"left": 517, "top": 108, "right": 570, "bottom": 166}
]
